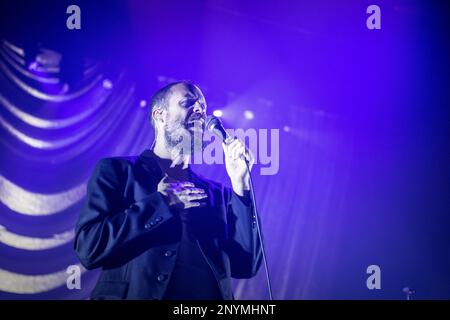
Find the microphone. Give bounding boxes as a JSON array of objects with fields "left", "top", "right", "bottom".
[
  {"left": 205, "top": 115, "right": 234, "bottom": 144},
  {"left": 205, "top": 115, "right": 248, "bottom": 161}
]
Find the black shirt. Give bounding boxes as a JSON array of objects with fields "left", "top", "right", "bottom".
[{"left": 162, "top": 208, "right": 223, "bottom": 300}]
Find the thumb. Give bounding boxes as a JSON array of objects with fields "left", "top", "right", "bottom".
[
  {"left": 160, "top": 173, "right": 169, "bottom": 183},
  {"left": 222, "top": 142, "right": 229, "bottom": 157}
]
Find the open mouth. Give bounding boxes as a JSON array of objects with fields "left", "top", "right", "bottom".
[{"left": 186, "top": 115, "right": 205, "bottom": 131}]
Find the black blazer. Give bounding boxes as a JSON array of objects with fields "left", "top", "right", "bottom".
[{"left": 74, "top": 150, "right": 262, "bottom": 300}]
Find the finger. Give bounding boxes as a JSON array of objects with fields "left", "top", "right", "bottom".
[
  {"left": 160, "top": 173, "right": 170, "bottom": 183},
  {"left": 178, "top": 188, "right": 206, "bottom": 196},
  {"left": 186, "top": 193, "right": 208, "bottom": 201},
  {"left": 234, "top": 144, "right": 246, "bottom": 160},
  {"left": 191, "top": 188, "right": 207, "bottom": 194},
  {"left": 228, "top": 140, "right": 240, "bottom": 159},
  {"left": 185, "top": 187, "right": 207, "bottom": 194},
  {"left": 186, "top": 201, "right": 207, "bottom": 208},
  {"left": 178, "top": 181, "right": 195, "bottom": 188},
  {"left": 228, "top": 138, "right": 240, "bottom": 147},
  {"left": 247, "top": 148, "right": 255, "bottom": 166},
  {"left": 170, "top": 153, "right": 183, "bottom": 168},
  {"left": 226, "top": 138, "right": 239, "bottom": 150},
  {"left": 223, "top": 142, "right": 234, "bottom": 159},
  {"left": 167, "top": 182, "right": 182, "bottom": 190},
  {"left": 228, "top": 139, "right": 240, "bottom": 151},
  {"left": 165, "top": 185, "right": 179, "bottom": 194},
  {"left": 170, "top": 183, "right": 191, "bottom": 193},
  {"left": 168, "top": 181, "right": 193, "bottom": 190},
  {"left": 222, "top": 142, "right": 229, "bottom": 157},
  {"left": 231, "top": 141, "right": 244, "bottom": 160}
]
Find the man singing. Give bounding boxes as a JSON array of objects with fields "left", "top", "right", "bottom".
[{"left": 74, "top": 81, "right": 262, "bottom": 300}]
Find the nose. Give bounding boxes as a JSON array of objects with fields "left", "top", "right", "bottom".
[{"left": 192, "top": 101, "right": 205, "bottom": 114}]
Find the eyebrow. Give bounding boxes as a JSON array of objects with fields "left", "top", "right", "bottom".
[
  {"left": 182, "top": 92, "right": 197, "bottom": 99},
  {"left": 180, "top": 88, "right": 206, "bottom": 106}
]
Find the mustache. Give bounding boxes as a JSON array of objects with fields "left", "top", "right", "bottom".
[{"left": 186, "top": 111, "right": 205, "bottom": 123}]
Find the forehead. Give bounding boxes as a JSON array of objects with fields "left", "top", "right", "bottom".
[{"left": 169, "top": 83, "right": 204, "bottom": 101}]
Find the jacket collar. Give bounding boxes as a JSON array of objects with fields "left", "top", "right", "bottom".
[{"left": 138, "top": 149, "right": 164, "bottom": 180}]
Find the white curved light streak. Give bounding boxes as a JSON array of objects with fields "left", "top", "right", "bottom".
[
  {"left": 0, "top": 72, "right": 137, "bottom": 158},
  {"left": 0, "top": 265, "right": 85, "bottom": 294},
  {"left": 0, "top": 91, "right": 116, "bottom": 149},
  {"left": 34, "top": 65, "right": 60, "bottom": 74},
  {"left": 0, "top": 61, "right": 102, "bottom": 102},
  {"left": 0, "top": 49, "right": 59, "bottom": 84},
  {"left": 45, "top": 91, "right": 142, "bottom": 164},
  {"left": 2, "top": 40, "right": 59, "bottom": 73},
  {"left": 0, "top": 115, "right": 84, "bottom": 149},
  {"left": 2, "top": 41, "right": 25, "bottom": 66},
  {"left": 0, "top": 84, "right": 138, "bottom": 164},
  {"left": 112, "top": 105, "right": 149, "bottom": 156},
  {"left": 0, "top": 91, "right": 110, "bottom": 129},
  {"left": 50, "top": 93, "right": 144, "bottom": 164},
  {"left": 3, "top": 40, "right": 24, "bottom": 57},
  {"left": 0, "top": 82, "right": 132, "bottom": 150},
  {"left": 2, "top": 41, "right": 59, "bottom": 74},
  {"left": 0, "top": 175, "right": 86, "bottom": 216},
  {"left": 0, "top": 225, "right": 74, "bottom": 251},
  {"left": 83, "top": 63, "right": 101, "bottom": 77}
]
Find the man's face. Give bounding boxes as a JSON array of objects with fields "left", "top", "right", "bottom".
[{"left": 161, "top": 83, "right": 207, "bottom": 152}]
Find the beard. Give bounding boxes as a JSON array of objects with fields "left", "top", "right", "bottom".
[{"left": 163, "top": 116, "right": 204, "bottom": 158}]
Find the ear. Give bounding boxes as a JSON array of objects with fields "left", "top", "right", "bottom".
[{"left": 152, "top": 107, "right": 164, "bottom": 124}]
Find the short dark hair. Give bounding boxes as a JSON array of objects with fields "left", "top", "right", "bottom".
[{"left": 149, "top": 80, "right": 195, "bottom": 128}]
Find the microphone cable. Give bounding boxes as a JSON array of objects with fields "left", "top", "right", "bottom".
[
  {"left": 205, "top": 115, "right": 273, "bottom": 300},
  {"left": 244, "top": 157, "right": 274, "bottom": 300}
]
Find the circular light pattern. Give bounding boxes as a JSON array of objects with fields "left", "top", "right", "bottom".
[
  {"left": 244, "top": 110, "right": 254, "bottom": 120},
  {"left": 27, "top": 61, "right": 38, "bottom": 71},
  {"left": 139, "top": 99, "right": 147, "bottom": 108},
  {"left": 102, "top": 78, "right": 113, "bottom": 89},
  {"left": 213, "top": 109, "right": 223, "bottom": 117}
]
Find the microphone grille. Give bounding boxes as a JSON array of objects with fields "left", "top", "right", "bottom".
[{"left": 205, "top": 115, "right": 220, "bottom": 132}]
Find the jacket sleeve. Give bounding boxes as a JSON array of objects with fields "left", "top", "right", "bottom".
[
  {"left": 74, "top": 158, "right": 173, "bottom": 270},
  {"left": 224, "top": 188, "right": 263, "bottom": 279}
]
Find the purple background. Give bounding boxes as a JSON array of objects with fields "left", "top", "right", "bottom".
[{"left": 0, "top": 0, "right": 449, "bottom": 299}]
